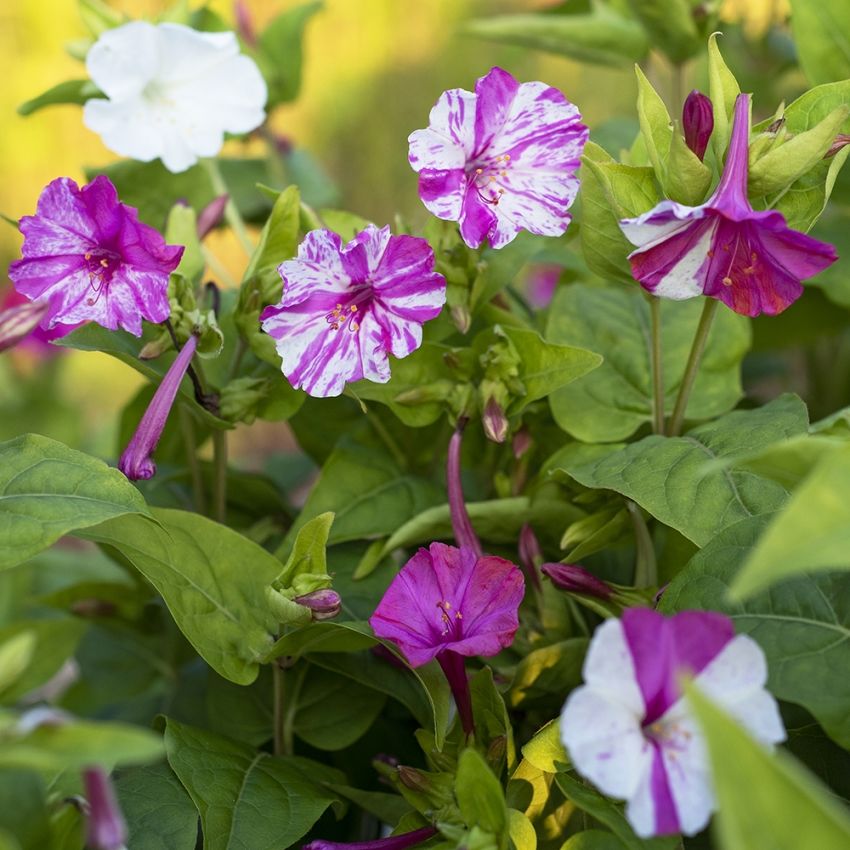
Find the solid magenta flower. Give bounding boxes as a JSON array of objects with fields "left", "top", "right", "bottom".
[
  {"left": 9, "top": 176, "right": 183, "bottom": 335},
  {"left": 260, "top": 225, "right": 446, "bottom": 397},
  {"left": 408, "top": 66, "right": 588, "bottom": 249},
  {"left": 619, "top": 93, "right": 837, "bottom": 317},
  {"left": 682, "top": 90, "right": 713, "bottom": 161},
  {"left": 83, "top": 767, "right": 127, "bottom": 850}
]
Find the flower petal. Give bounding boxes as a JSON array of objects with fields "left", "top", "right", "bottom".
[
  {"left": 85, "top": 20, "right": 159, "bottom": 100},
  {"left": 580, "top": 618, "right": 645, "bottom": 713},
  {"left": 419, "top": 88, "right": 477, "bottom": 163},
  {"left": 473, "top": 67, "right": 520, "bottom": 154},
  {"left": 277, "top": 230, "right": 352, "bottom": 306},
  {"left": 416, "top": 169, "right": 466, "bottom": 221},
  {"left": 459, "top": 182, "right": 498, "bottom": 249}
]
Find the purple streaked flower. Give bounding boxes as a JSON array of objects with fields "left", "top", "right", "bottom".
[
  {"left": 541, "top": 562, "right": 613, "bottom": 600},
  {"left": 304, "top": 826, "right": 438, "bottom": 850},
  {"left": 83, "top": 767, "right": 127, "bottom": 850},
  {"left": 9, "top": 176, "right": 183, "bottom": 335},
  {"left": 682, "top": 90, "right": 713, "bottom": 161},
  {"left": 118, "top": 334, "right": 198, "bottom": 480},
  {"left": 619, "top": 93, "right": 837, "bottom": 317},
  {"left": 408, "top": 66, "right": 588, "bottom": 249},
  {"left": 370, "top": 542, "right": 524, "bottom": 735},
  {"left": 560, "top": 609, "right": 785, "bottom": 838},
  {"left": 260, "top": 226, "right": 446, "bottom": 398},
  {"left": 295, "top": 589, "right": 342, "bottom": 621}
]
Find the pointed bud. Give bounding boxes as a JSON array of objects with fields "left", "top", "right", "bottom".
[
  {"left": 197, "top": 195, "right": 229, "bottom": 240},
  {"left": 138, "top": 331, "right": 172, "bottom": 361},
  {"left": 0, "top": 299, "right": 49, "bottom": 352},
  {"left": 512, "top": 427, "right": 532, "bottom": 460},
  {"left": 294, "top": 589, "right": 341, "bottom": 621},
  {"left": 83, "top": 768, "right": 127, "bottom": 850},
  {"left": 540, "top": 562, "right": 613, "bottom": 600},
  {"left": 118, "top": 335, "right": 198, "bottom": 480},
  {"left": 682, "top": 90, "right": 714, "bottom": 161},
  {"left": 482, "top": 396, "right": 509, "bottom": 444},
  {"left": 447, "top": 421, "right": 483, "bottom": 558},
  {"left": 517, "top": 524, "right": 542, "bottom": 591},
  {"left": 397, "top": 765, "right": 430, "bottom": 793},
  {"left": 234, "top": 0, "right": 257, "bottom": 48},
  {"left": 825, "top": 134, "right": 850, "bottom": 158}
]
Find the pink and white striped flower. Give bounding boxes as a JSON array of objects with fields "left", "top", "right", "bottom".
[
  {"left": 260, "top": 225, "right": 446, "bottom": 398},
  {"left": 560, "top": 609, "right": 785, "bottom": 838},
  {"left": 408, "top": 67, "right": 588, "bottom": 249}
]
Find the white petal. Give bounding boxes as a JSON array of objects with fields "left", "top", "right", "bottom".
[
  {"left": 408, "top": 128, "right": 467, "bottom": 172},
  {"left": 619, "top": 200, "right": 704, "bottom": 248},
  {"left": 561, "top": 686, "right": 653, "bottom": 800},
  {"left": 421, "top": 88, "right": 477, "bottom": 162},
  {"left": 82, "top": 98, "right": 163, "bottom": 165},
  {"left": 581, "top": 619, "right": 645, "bottom": 713},
  {"left": 648, "top": 222, "right": 716, "bottom": 300},
  {"left": 155, "top": 23, "right": 240, "bottom": 81},
  {"left": 85, "top": 21, "right": 159, "bottom": 99},
  {"left": 626, "top": 768, "right": 661, "bottom": 838}
]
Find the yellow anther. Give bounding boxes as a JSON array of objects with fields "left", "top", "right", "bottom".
[
  {"left": 722, "top": 276, "right": 733, "bottom": 287},
  {"left": 84, "top": 252, "right": 92, "bottom": 260},
  {"left": 351, "top": 321, "right": 360, "bottom": 332},
  {"left": 100, "top": 258, "right": 109, "bottom": 267},
  {"left": 350, "top": 304, "right": 358, "bottom": 312},
  {"left": 475, "top": 168, "right": 483, "bottom": 175}
]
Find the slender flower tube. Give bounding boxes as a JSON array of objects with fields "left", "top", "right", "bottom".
[
  {"left": 620, "top": 93, "right": 837, "bottom": 316},
  {"left": 561, "top": 609, "right": 785, "bottom": 838},
  {"left": 83, "top": 767, "right": 127, "bottom": 850},
  {"left": 294, "top": 589, "right": 342, "bottom": 621},
  {"left": 370, "top": 542, "right": 524, "bottom": 737},
  {"left": 541, "top": 562, "right": 613, "bottom": 600},
  {"left": 304, "top": 826, "right": 438, "bottom": 850},
  {"left": 682, "top": 90, "right": 713, "bottom": 161},
  {"left": 0, "top": 299, "right": 49, "bottom": 353},
  {"left": 118, "top": 335, "right": 198, "bottom": 480},
  {"left": 517, "top": 523, "right": 542, "bottom": 592},
  {"left": 446, "top": 422, "right": 483, "bottom": 557}
]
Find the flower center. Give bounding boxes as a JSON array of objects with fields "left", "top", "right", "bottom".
[
  {"left": 468, "top": 154, "right": 512, "bottom": 206},
  {"left": 142, "top": 79, "right": 176, "bottom": 109},
  {"left": 643, "top": 718, "right": 694, "bottom": 763},
  {"left": 83, "top": 248, "right": 121, "bottom": 305},
  {"left": 436, "top": 599, "right": 463, "bottom": 638},
  {"left": 325, "top": 288, "right": 372, "bottom": 333},
  {"left": 708, "top": 233, "right": 759, "bottom": 288}
]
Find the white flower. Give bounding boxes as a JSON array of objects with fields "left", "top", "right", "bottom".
[
  {"left": 560, "top": 609, "right": 786, "bottom": 838},
  {"left": 83, "top": 21, "right": 267, "bottom": 173}
]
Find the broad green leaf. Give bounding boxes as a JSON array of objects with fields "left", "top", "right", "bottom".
[
  {"left": 257, "top": 2, "right": 323, "bottom": 105},
  {"left": 663, "top": 123, "right": 712, "bottom": 205},
  {"left": 562, "top": 831, "right": 626, "bottom": 849},
  {"left": 164, "top": 718, "right": 340, "bottom": 850},
  {"left": 79, "top": 509, "right": 281, "bottom": 685},
  {"left": 165, "top": 203, "right": 204, "bottom": 283},
  {"left": 0, "top": 619, "right": 87, "bottom": 703},
  {"left": 241, "top": 185, "right": 300, "bottom": 290},
  {"left": 275, "top": 511, "right": 333, "bottom": 587},
  {"left": 293, "top": 665, "right": 386, "bottom": 750},
  {"left": 521, "top": 720, "right": 569, "bottom": 775},
  {"left": 626, "top": 0, "right": 700, "bottom": 63},
  {"left": 731, "top": 445, "right": 850, "bottom": 598},
  {"left": 0, "top": 771, "right": 48, "bottom": 850},
  {"left": 116, "top": 763, "right": 199, "bottom": 850},
  {"left": 687, "top": 684, "right": 850, "bottom": 850},
  {"left": 0, "top": 434, "right": 150, "bottom": 571},
  {"left": 554, "top": 774, "right": 678, "bottom": 850},
  {"left": 634, "top": 66, "right": 672, "bottom": 178},
  {"left": 789, "top": 0, "right": 850, "bottom": 86},
  {"left": 263, "top": 620, "right": 377, "bottom": 661},
  {"left": 463, "top": 9, "right": 649, "bottom": 68},
  {"left": 470, "top": 667, "right": 516, "bottom": 771},
  {"left": 707, "top": 33, "right": 740, "bottom": 165},
  {"left": 0, "top": 714, "right": 163, "bottom": 771},
  {"left": 456, "top": 748, "right": 508, "bottom": 836},
  {"left": 506, "top": 759, "right": 573, "bottom": 846},
  {"left": 508, "top": 808, "right": 536, "bottom": 850},
  {"left": 547, "top": 285, "right": 750, "bottom": 442},
  {"left": 661, "top": 514, "right": 850, "bottom": 748},
  {"left": 18, "top": 79, "right": 102, "bottom": 116},
  {"left": 509, "top": 639, "right": 587, "bottom": 709},
  {"left": 0, "top": 633, "right": 35, "bottom": 700}
]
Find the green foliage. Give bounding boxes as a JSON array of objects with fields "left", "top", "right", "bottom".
[
  {"left": 625, "top": 0, "right": 699, "bottom": 64},
  {"left": 17, "top": 79, "right": 102, "bottom": 116},
  {"left": 789, "top": 0, "right": 850, "bottom": 86}
]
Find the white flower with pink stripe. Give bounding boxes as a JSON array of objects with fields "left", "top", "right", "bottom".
[
  {"left": 561, "top": 609, "right": 785, "bottom": 838},
  {"left": 408, "top": 67, "right": 588, "bottom": 249},
  {"left": 260, "top": 225, "right": 446, "bottom": 398}
]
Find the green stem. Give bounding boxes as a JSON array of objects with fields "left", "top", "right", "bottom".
[
  {"left": 626, "top": 500, "right": 657, "bottom": 588},
  {"left": 202, "top": 158, "right": 256, "bottom": 258},
  {"left": 227, "top": 337, "right": 248, "bottom": 382},
  {"left": 648, "top": 295, "right": 665, "bottom": 434},
  {"left": 668, "top": 298, "right": 719, "bottom": 436},
  {"left": 273, "top": 662, "right": 285, "bottom": 756},
  {"left": 212, "top": 429, "right": 228, "bottom": 525},
  {"left": 281, "top": 666, "right": 306, "bottom": 756},
  {"left": 178, "top": 407, "right": 206, "bottom": 515}
]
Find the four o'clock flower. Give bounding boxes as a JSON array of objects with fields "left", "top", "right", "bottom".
[
  {"left": 408, "top": 66, "right": 588, "bottom": 249},
  {"left": 304, "top": 825, "right": 438, "bottom": 850},
  {"left": 560, "top": 609, "right": 785, "bottom": 838},
  {"left": 620, "top": 93, "right": 837, "bottom": 317},
  {"left": 370, "top": 542, "right": 524, "bottom": 736},
  {"left": 260, "top": 225, "right": 446, "bottom": 398},
  {"left": 682, "top": 90, "right": 714, "bottom": 161},
  {"left": 83, "top": 767, "right": 127, "bottom": 850},
  {"left": 83, "top": 22, "right": 267, "bottom": 173},
  {"left": 9, "top": 176, "right": 183, "bottom": 336}
]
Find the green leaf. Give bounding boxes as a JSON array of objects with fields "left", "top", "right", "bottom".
[
  {"left": 18, "top": 79, "right": 103, "bottom": 116},
  {"left": 0, "top": 434, "right": 150, "bottom": 571},
  {"left": 521, "top": 720, "right": 569, "bottom": 774},
  {"left": 509, "top": 639, "right": 587, "bottom": 710},
  {"left": 0, "top": 633, "right": 35, "bottom": 700},
  {"left": 242, "top": 185, "right": 301, "bottom": 290},
  {"left": 263, "top": 620, "right": 377, "bottom": 661},
  {"left": 561, "top": 831, "right": 626, "bottom": 850},
  {"left": 731, "top": 445, "right": 850, "bottom": 598},
  {"left": 663, "top": 122, "right": 712, "bottom": 205},
  {"left": 552, "top": 395, "right": 805, "bottom": 545},
  {"left": 164, "top": 718, "right": 340, "bottom": 850},
  {"left": 462, "top": 8, "right": 649, "bottom": 68},
  {"left": 115, "top": 763, "right": 199, "bottom": 850},
  {"left": 79, "top": 508, "right": 282, "bottom": 685},
  {"left": 686, "top": 683, "right": 850, "bottom": 850},
  {"left": 293, "top": 665, "right": 386, "bottom": 750},
  {"left": 547, "top": 285, "right": 751, "bottom": 442},
  {"left": 634, "top": 66, "right": 672, "bottom": 179},
  {"left": 79, "top": 0, "right": 125, "bottom": 34},
  {"left": 456, "top": 748, "right": 508, "bottom": 837},
  {"left": 626, "top": 0, "right": 700, "bottom": 63},
  {"left": 789, "top": 0, "right": 850, "bottom": 86},
  {"left": 707, "top": 33, "right": 741, "bottom": 165},
  {"left": 165, "top": 203, "right": 204, "bottom": 283},
  {"left": 276, "top": 511, "right": 333, "bottom": 587},
  {"left": 0, "top": 771, "right": 48, "bottom": 850},
  {"left": 257, "top": 2, "right": 323, "bottom": 105},
  {"left": 508, "top": 808, "right": 537, "bottom": 850},
  {"left": 660, "top": 514, "right": 850, "bottom": 749}
]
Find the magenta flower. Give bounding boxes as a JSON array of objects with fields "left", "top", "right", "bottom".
[
  {"left": 620, "top": 93, "right": 837, "bottom": 317},
  {"left": 119, "top": 334, "right": 198, "bottom": 480},
  {"left": 260, "top": 226, "right": 446, "bottom": 398},
  {"left": 295, "top": 589, "right": 342, "bottom": 621},
  {"left": 83, "top": 767, "right": 127, "bottom": 850},
  {"left": 9, "top": 176, "right": 183, "bottom": 335},
  {"left": 408, "top": 66, "right": 588, "bottom": 249},
  {"left": 682, "top": 90, "right": 713, "bottom": 161},
  {"left": 541, "top": 562, "right": 613, "bottom": 600},
  {"left": 561, "top": 609, "right": 785, "bottom": 838},
  {"left": 304, "top": 826, "right": 438, "bottom": 850},
  {"left": 370, "top": 542, "right": 524, "bottom": 735}
]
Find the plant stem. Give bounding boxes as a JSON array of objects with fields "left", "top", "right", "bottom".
[
  {"left": 626, "top": 500, "right": 657, "bottom": 588},
  {"left": 668, "top": 298, "right": 719, "bottom": 436},
  {"left": 212, "top": 429, "right": 228, "bottom": 524},
  {"left": 202, "top": 158, "right": 256, "bottom": 258},
  {"left": 178, "top": 407, "right": 206, "bottom": 515},
  {"left": 273, "top": 662, "right": 284, "bottom": 756},
  {"left": 648, "top": 295, "right": 665, "bottom": 434}
]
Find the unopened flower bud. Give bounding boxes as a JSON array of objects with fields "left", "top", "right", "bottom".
[
  {"left": 517, "top": 524, "right": 543, "bottom": 591},
  {"left": 234, "top": 0, "right": 257, "bottom": 48},
  {"left": 541, "top": 562, "right": 613, "bottom": 600},
  {"left": 294, "top": 589, "right": 341, "bottom": 620},
  {"left": 0, "top": 299, "right": 49, "bottom": 352},
  {"left": 486, "top": 735, "right": 507, "bottom": 768},
  {"left": 397, "top": 765, "right": 430, "bottom": 793},
  {"left": 512, "top": 427, "right": 532, "bottom": 460},
  {"left": 83, "top": 767, "right": 127, "bottom": 850},
  {"left": 682, "top": 90, "right": 713, "bottom": 161},
  {"left": 197, "top": 194, "right": 229, "bottom": 240},
  {"left": 825, "top": 134, "right": 850, "bottom": 158},
  {"left": 482, "top": 396, "right": 509, "bottom": 443}
]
